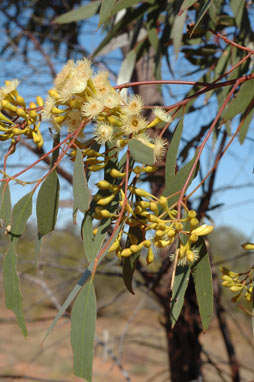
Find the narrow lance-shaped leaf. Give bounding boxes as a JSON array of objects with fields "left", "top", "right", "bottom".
[
  {"left": 170, "top": 265, "right": 191, "bottom": 327},
  {"left": 117, "top": 49, "right": 137, "bottom": 85},
  {"left": 171, "top": 11, "right": 187, "bottom": 57},
  {"left": 98, "top": 0, "right": 117, "bottom": 29},
  {"left": 71, "top": 280, "right": 96, "bottom": 381},
  {"left": 73, "top": 148, "right": 90, "bottom": 213},
  {"left": 3, "top": 243, "right": 28, "bottom": 337},
  {"left": 36, "top": 171, "right": 59, "bottom": 238},
  {"left": 190, "top": 0, "right": 213, "bottom": 37},
  {"left": 222, "top": 80, "right": 254, "bottom": 122},
  {"left": 129, "top": 138, "right": 155, "bottom": 165},
  {"left": 191, "top": 238, "right": 213, "bottom": 331},
  {"left": 0, "top": 181, "right": 11, "bottom": 226},
  {"left": 165, "top": 117, "right": 184, "bottom": 183},
  {"left": 54, "top": 1, "right": 101, "bottom": 24},
  {"left": 10, "top": 192, "right": 33, "bottom": 241}
]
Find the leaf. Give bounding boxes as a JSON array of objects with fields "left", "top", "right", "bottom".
[
  {"left": 171, "top": 11, "right": 187, "bottom": 57},
  {"left": 54, "top": 1, "right": 101, "bottom": 24},
  {"left": 73, "top": 148, "right": 90, "bottom": 213},
  {"left": 165, "top": 118, "right": 184, "bottom": 183},
  {"left": 123, "top": 225, "right": 143, "bottom": 294},
  {"left": 223, "top": 80, "right": 254, "bottom": 122},
  {"left": 117, "top": 49, "right": 137, "bottom": 85},
  {"left": 129, "top": 138, "right": 155, "bottom": 165},
  {"left": 239, "top": 108, "right": 254, "bottom": 144},
  {"left": 123, "top": 252, "right": 140, "bottom": 295},
  {"left": 170, "top": 265, "right": 191, "bottom": 327},
  {"left": 179, "top": 0, "right": 197, "bottom": 13},
  {"left": 3, "top": 243, "right": 28, "bottom": 337},
  {"left": 43, "top": 269, "right": 92, "bottom": 344},
  {"left": 98, "top": 0, "right": 117, "bottom": 29},
  {"left": 36, "top": 171, "right": 59, "bottom": 238},
  {"left": 190, "top": 0, "right": 213, "bottom": 37},
  {"left": 164, "top": 152, "right": 198, "bottom": 208},
  {"left": 0, "top": 181, "right": 11, "bottom": 226},
  {"left": 10, "top": 192, "right": 33, "bottom": 240},
  {"left": 71, "top": 281, "right": 96, "bottom": 381},
  {"left": 191, "top": 238, "right": 213, "bottom": 331}
]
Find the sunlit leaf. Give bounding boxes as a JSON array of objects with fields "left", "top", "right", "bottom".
[
  {"left": 54, "top": 1, "right": 101, "bottom": 24},
  {"left": 73, "top": 148, "right": 90, "bottom": 213},
  {"left": 191, "top": 238, "right": 213, "bottom": 331},
  {"left": 3, "top": 243, "right": 28, "bottom": 337},
  {"left": 223, "top": 80, "right": 254, "bottom": 122},
  {"left": 10, "top": 192, "right": 33, "bottom": 241},
  {"left": 179, "top": 0, "right": 197, "bottom": 13},
  {"left": 98, "top": 0, "right": 117, "bottom": 29},
  {"left": 190, "top": 0, "right": 213, "bottom": 37},
  {"left": 71, "top": 280, "right": 96, "bottom": 381},
  {"left": 171, "top": 11, "right": 187, "bottom": 57},
  {"left": 117, "top": 49, "right": 137, "bottom": 85},
  {"left": 129, "top": 138, "right": 155, "bottom": 165},
  {"left": 165, "top": 118, "right": 184, "bottom": 183},
  {"left": 0, "top": 181, "right": 11, "bottom": 226},
  {"left": 36, "top": 171, "right": 59, "bottom": 238},
  {"left": 170, "top": 265, "right": 191, "bottom": 327},
  {"left": 239, "top": 109, "right": 254, "bottom": 144}
]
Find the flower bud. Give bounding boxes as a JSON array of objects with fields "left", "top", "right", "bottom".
[
  {"left": 146, "top": 247, "right": 154, "bottom": 265},
  {"left": 241, "top": 242, "right": 254, "bottom": 251},
  {"left": 191, "top": 224, "right": 213, "bottom": 236}
]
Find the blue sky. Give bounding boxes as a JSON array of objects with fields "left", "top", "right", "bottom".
[{"left": 1, "top": 7, "right": 254, "bottom": 241}]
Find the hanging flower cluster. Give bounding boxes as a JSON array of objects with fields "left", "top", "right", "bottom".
[
  {"left": 220, "top": 265, "right": 253, "bottom": 304},
  {"left": 0, "top": 80, "right": 43, "bottom": 148},
  {"left": 42, "top": 58, "right": 170, "bottom": 161}
]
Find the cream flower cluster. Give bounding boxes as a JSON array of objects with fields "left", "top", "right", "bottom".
[{"left": 42, "top": 58, "right": 170, "bottom": 161}]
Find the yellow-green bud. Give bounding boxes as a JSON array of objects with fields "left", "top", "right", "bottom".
[
  {"left": 146, "top": 247, "right": 154, "bottom": 265},
  {"left": 36, "top": 96, "right": 44, "bottom": 107},
  {"left": 121, "top": 248, "right": 133, "bottom": 257},
  {"left": 16, "top": 95, "right": 26, "bottom": 108},
  {"left": 189, "top": 233, "right": 198, "bottom": 243},
  {"left": 109, "top": 168, "right": 126, "bottom": 178},
  {"left": 191, "top": 224, "right": 213, "bottom": 236},
  {"left": 143, "top": 240, "right": 152, "bottom": 248},
  {"left": 97, "top": 193, "right": 116, "bottom": 206},
  {"left": 241, "top": 242, "right": 254, "bottom": 251},
  {"left": 188, "top": 210, "right": 197, "bottom": 219},
  {"left": 96, "top": 180, "right": 111, "bottom": 190},
  {"left": 175, "top": 222, "right": 183, "bottom": 231},
  {"left": 190, "top": 218, "right": 199, "bottom": 228},
  {"left": 158, "top": 195, "right": 168, "bottom": 210},
  {"left": 230, "top": 285, "right": 243, "bottom": 293}
]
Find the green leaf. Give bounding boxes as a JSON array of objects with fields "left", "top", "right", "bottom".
[
  {"left": 36, "top": 171, "right": 59, "bottom": 238},
  {"left": 170, "top": 265, "right": 191, "bottom": 328},
  {"left": 190, "top": 0, "right": 213, "bottom": 37},
  {"left": 82, "top": 214, "right": 95, "bottom": 261},
  {"left": 230, "top": 0, "right": 245, "bottom": 29},
  {"left": 129, "top": 138, "right": 155, "bottom": 165},
  {"left": 164, "top": 152, "right": 198, "bottom": 208},
  {"left": 191, "top": 238, "right": 213, "bottom": 331},
  {"left": 10, "top": 192, "right": 33, "bottom": 240},
  {"left": 0, "top": 181, "right": 11, "bottom": 226},
  {"left": 179, "top": 0, "right": 197, "bottom": 12},
  {"left": 117, "top": 49, "right": 137, "bottom": 85},
  {"left": 123, "top": 225, "right": 143, "bottom": 294},
  {"left": 239, "top": 108, "right": 254, "bottom": 144},
  {"left": 73, "top": 148, "right": 90, "bottom": 213},
  {"left": 98, "top": 0, "right": 117, "bottom": 29},
  {"left": 54, "top": 1, "right": 101, "bottom": 23},
  {"left": 3, "top": 243, "right": 28, "bottom": 337},
  {"left": 123, "top": 252, "right": 140, "bottom": 295},
  {"left": 43, "top": 269, "right": 92, "bottom": 345},
  {"left": 223, "top": 80, "right": 254, "bottom": 122},
  {"left": 171, "top": 11, "right": 187, "bottom": 57},
  {"left": 165, "top": 118, "right": 183, "bottom": 183},
  {"left": 71, "top": 281, "right": 96, "bottom": 381}
]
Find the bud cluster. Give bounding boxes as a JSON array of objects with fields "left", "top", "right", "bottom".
[
  {"left": 0, "top": 80, "right": 43, "bottom": 148},
  {"left": 220, "top": 266, "right": 253, "bottom": 304},
  {"left": 93, "top": 174, "right": 213, "bottom": 266}
]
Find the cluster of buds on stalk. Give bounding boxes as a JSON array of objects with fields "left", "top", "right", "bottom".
[
  {"left": 220, "top": 265, "right": 253, "bottom": 304},
  {"left": 0, "top": 80, "right": 43, "bottom": 148},
  {"left": 93, "top": 172, "right": 213, "bottom": 266}
]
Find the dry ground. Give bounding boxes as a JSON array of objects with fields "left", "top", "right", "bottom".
[{"left": 0, "top": 286, "right": 254, "bottom": 382}]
